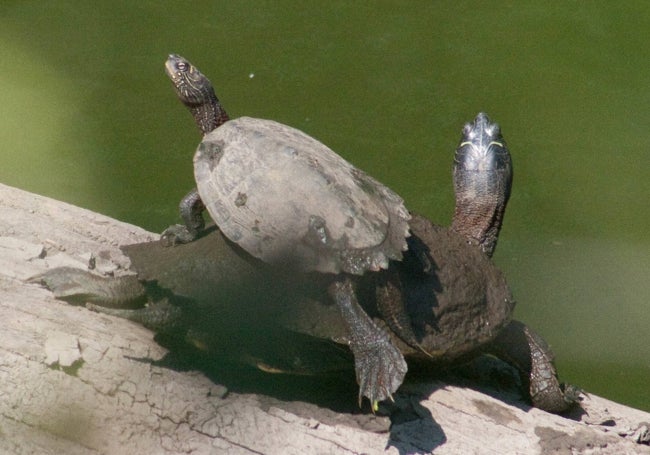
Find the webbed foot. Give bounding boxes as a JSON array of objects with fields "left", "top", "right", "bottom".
[{"left": 329, "top": 278, "right": 407, "bottom": 407}]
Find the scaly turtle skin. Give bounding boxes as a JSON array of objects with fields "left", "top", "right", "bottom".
[{"left": 32, "top": 55, "right": 579, "bottom": 413}]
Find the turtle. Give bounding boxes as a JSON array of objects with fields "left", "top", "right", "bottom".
[
  {"left": 32, "top": 55, "right": 580, "bottom": 413},
  {"left": 157, "top": 55, "right": 577, "bottom": 412},
  {"left": 161, "top": 54, "right": 421, "bottom": 406}
]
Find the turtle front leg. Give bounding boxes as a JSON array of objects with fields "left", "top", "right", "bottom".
[
  {"left": 328, "top": 277, "right": 407, "bottom": 408},
  {"left": 375, "top": 269, "right": 432, "bottom": 358},
  {"left": 488, "top": 320, "right": 581, "bottom": 413},
  {"left": 161, "top": 188, "right": 206, "bottom": 246}
]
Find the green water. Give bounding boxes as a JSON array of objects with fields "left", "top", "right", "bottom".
[{"left": 1, "top": 2, "right": 648, "bottom": 412}]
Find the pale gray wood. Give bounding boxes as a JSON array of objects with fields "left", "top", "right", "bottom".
[{"left": 1, "top": 182, "right": 648, "bottom": 454}]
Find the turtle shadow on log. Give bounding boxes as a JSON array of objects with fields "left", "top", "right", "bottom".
[
  {"left": 82, "top": 228, "right": 449, "bottom": 447},
  {"left": 110, "top": 228, "right": 568, "bottom": 451},
  {"left": 110, "top": 230, "right": 385, "bottom": 413},
  {"left": 124, "top": 298, "right": 453, "bottom": 452},
  {"left": 136, "top": 327, "right": 449, "bottom": 452},
  {"left": 34, "top": 220, "right": 580, "bottom": 450}
]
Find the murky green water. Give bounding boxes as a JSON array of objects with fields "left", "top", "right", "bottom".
[{"left": 1, "top": 2, "right": 648, "bottom": 411}]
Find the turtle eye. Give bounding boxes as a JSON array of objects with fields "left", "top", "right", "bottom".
[{"left": 177, "top": 61, "right": 189, "bottom": 72}]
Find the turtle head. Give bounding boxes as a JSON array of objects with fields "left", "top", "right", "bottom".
[
  {"left": 165, "top": 54, "right": 214, "bottom": 106},
  {"left": 455, "top": 113, "right": 510, "bottom": 173},
  {"left": 165, "top": 54, "right": 229, "bottom": 135},
  {"left": 451, "top": 113, "right": 513, "bottom": 257}
]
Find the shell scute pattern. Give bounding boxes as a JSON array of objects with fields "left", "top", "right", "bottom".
[{"left": 194, "top": 117, "right": 410, "bottom": 274}]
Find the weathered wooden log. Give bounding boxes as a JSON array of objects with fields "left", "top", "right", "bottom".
[{"left": 1, "top": 182, "right": 648, "bottom": 454}]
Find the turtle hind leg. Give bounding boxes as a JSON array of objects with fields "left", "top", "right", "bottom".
[
  {"left": 30, "top": 267, "right": 146, "bottom": 308},
  {"left": 31, "top": 267, "right": 185, "bottom": 334},
  {"left": 161, "top": 188, "right": 206, "bottom": 246},
  {"left": 328, "top": 277, "right": 407, "bottom": 408},
  {"left": 488, "top": 320, "right": 582, "bottom": 413}
]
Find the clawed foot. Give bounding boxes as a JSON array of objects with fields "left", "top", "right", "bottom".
[
  {"left": 492, "top": 320, "right": 583, "bottom": 413},
  {"left": 161, "top": 224, "right": 198, "bottom": 246},
  {"left": 87, "top": 300, "right": 183, "bottom": 333},
  {"left": 530, "top": 378, "right": 583, "bottom": 413},
  {"left": 29, "top": 267, "right": 145, "bottom": 307},
  {"left": 351, "top": 336, "right": 408, "bottom": 408},
  {"left": 330, "top": 277, "right": 408, "bottom": 409},
  {"left": 28, "top": 267, "right": 91, "bottom": 303},
  {"left": 162, "top": 188, "right": 206, "bottom": 246},
  {"left": 561, "top": 383, "right": 584, "bottom": 405}
]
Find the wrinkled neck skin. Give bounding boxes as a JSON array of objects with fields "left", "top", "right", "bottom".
[
  {"left": 188, "top": 99, "right": 230, "bottom": 136},
  {"left": 450, "top": 165, "right": 511, "bottom": 258}
]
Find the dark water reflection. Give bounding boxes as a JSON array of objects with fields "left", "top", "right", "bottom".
[{"left": 1, "top": 2, "right": 648, "bottom": 411}]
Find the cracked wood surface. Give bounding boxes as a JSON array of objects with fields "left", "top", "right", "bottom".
[{"left": 1, "top": 182, "right": 649, "bottom": 454}]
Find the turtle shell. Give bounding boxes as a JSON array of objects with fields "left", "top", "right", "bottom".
[{"left": 194, "top": 117, "right": 411, "bottom": 275}]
